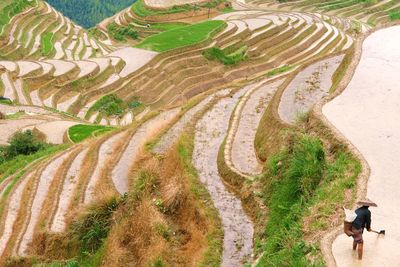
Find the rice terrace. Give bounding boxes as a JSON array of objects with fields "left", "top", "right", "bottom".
[{"left": 0, "top": 0, "right": 399, "bottom": 266}]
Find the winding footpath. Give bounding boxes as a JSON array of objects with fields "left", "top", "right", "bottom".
[{"left": 323, "top": 26, "right": 400, "bottom": 266}]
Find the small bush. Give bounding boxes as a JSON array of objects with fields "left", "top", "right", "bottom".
[
  {"left": 90, "top": 94, "right": 125, "bottom": 117},
  {"left": 73, "top": 197, "right": 119, "bottom": 254},
  {"left": 2, "top": 130, "right": 47, "bottom": 160}
]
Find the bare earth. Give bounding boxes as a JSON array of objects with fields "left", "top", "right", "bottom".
[
  {"left": 193, "top": 88, "right": 254, "bottom": 267},
  {"left": 324, "top": 26, "right": 400, "bottom": 266}
]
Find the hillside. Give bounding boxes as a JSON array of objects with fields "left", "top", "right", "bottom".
[
  {"left": 46, "top": 0, "right": 137, "bottom": 28},
  {"left": 0, "top": 0, "right": 399, "bottom": 266}
]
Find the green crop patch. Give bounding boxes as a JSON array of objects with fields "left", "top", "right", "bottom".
[
  {"left": 135, "top": 20, "right": 226, "bottom": 52},
  {"left": 41, "top": 32, "right": 54, "bottom": 56},
  {"left": 68, "top": 124, "right": 114, "bottom": 143},
  {"left": 203, "top": 46, "right": 247, "bottom": 65}
]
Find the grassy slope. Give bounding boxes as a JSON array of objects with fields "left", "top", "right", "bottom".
[
  {"left": 135, "top": 20, "right": 226, "bottom": 52},
  {"left": 256, "top": 112, "right": 361, "bottom": 266}
]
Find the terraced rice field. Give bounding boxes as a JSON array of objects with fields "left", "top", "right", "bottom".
[{"left": 1, "top": 0, "right": 399, "bottom": 265}]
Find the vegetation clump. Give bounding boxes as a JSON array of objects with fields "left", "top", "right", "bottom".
[
  {"left": 266, "top": 65, "right": 295, "bottom": 77},
  {"left": 389, "top": 10, "right": 400, "bottom": 20},
  {"left": 0, "top": 97, "right": 12, "bottom": 105},
  {"left": 255, "top": 133, "right": 360, "bottom": 266},
  {"left": 0, "top": 130, "right": 48, "bottom": 163},
  {"left": 68, "top": 124, "right": 114, "bottom": 143},
  {"left": 107, "top": 22, "right": 138, "bottom": 42},
  {"left": 135, "top": 20, "right": 226, "bottom": 52},
  {"left": 41, "top": 32, "right": 54, "bottom": 56},
  {"left": 203, "top": 46, "right": 247, "bottom": 65},
  {"left": 89, "top": 94, "right": 142, "bottom": 117}
]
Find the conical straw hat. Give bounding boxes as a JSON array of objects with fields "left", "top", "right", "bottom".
[{"left": 357, "top": 198, "right": 377, "bottom": 207}]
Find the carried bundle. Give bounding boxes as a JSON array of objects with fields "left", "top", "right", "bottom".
[{"left": 343, "top": 207, "right": 357, "bottom": 237}]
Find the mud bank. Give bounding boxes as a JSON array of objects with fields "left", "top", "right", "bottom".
[{"left": 323, "top": 26, "right": 400, "bottom": 266}]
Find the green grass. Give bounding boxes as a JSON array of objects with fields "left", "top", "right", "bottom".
[
  {"left": 135, "top": 20, "right": 226, "bottom": 52},
  {"left": 5, "top": 111, "right": 25, "bottom": 119},
  {"left": 203, "top": 46, "right": 247, "bottom": 65},
  {"left": 0, "top": 98, "right": 13, "bottom": 105},
  {"left": 266, "top": 65, "right": 295, "bottom": 77},
  {"left": 149, "top": 22, "right": 188, "bottom": 31},
  {"left": 389, "top": 10, "right": 400, "bottom": 20},
  {"left": 255, "top": 134, "right": 360, "bottom": 266},
  {"left": 68, "top": 124, "right": 114, "bottom": 143},
  {"left": 41, "top": 32, "right": 54, "bottom": 56}
]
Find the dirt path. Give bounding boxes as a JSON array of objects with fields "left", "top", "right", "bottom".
[
  {"left": 323, "top": 26, "right": 400, "bottom": 266},
  {"left": 193, "top": 88, "right": 254, "bottom": 267},
  {"left": 279, "top": 55, "right": 344, "bottom": 124},
  {"left": 111, "top": 109, "right": 179, "bottom": 195}
]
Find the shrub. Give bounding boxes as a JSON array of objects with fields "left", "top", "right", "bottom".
[
  {"left": 2, "top": 130, "right": 47, "bottom": 160},
  {"left": 90, "top": 94, "right": 125, "bottom": 117}
]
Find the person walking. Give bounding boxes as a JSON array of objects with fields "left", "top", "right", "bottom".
[{"left": 351, "top": 198, "right": 377, "bottom": 260}]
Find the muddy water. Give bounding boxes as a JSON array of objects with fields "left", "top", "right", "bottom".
[
  {"left": 84, "top": 131, "right": 127, "bottom": 204},
  {"left": 231, "top": 80, "right": 283, "bottom": 176},
  {"left": 51, "top": 148, "right": 88, "bottom": 232},
  {"left": 153, "top": 90, "right": 230, "bottom": 155},
  {"left": 279, "top": 55, "right": 344, "bottom": 124},
  {"left": 19, "top": 150, "right": 74, "bottom": 256},
  {"left": 193, "top": 88, "right": 254, "bottom": 267},
  {"left": 111, "top": 109, "right": 180, "bottom": 195},
  {"left": 323, "top": 26, "right": 400, "bottom": 266},
  {"left": 0, "top": 174, "right": 31, "bottom": 257}
]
